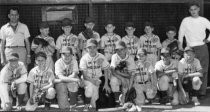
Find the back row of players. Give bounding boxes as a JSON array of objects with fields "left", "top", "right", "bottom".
[{"left": 0, "top": 10, "right": 205, "bottom": 111}]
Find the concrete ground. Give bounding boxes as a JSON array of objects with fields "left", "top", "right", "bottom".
[{"left": 1, "top": 89, "right": 210, "bottom": 111}]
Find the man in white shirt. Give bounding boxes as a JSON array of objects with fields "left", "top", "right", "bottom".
[{"left": 178, "top": 1, "right": 210, "bottom": 98}]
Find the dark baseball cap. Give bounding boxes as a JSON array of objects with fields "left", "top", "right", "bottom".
[
  {"left": 61, "top": 18, "right": 72, "bottom": 27},
  {"left": 8, "top": 53, "right": 19, "bottom": 61},
  {"left": 85, "top": 17, "right": 95, "bottom": 23},
  {"left": 39, "top": 22, "right": 49, "bottom": 29},
  {"left": 60, "top": 46, "right": 73, "bottom": 54},
  {"left": 105, "top": 20, "right": 114, "bottom": 26},
  {"left": 125, "top": 22, "right": 135, "bottom": 28},
  {"left": 115, "top": 41, "right": 127, "bottom": 49},
  {"left": 184, "top": 47, "right": 194, "bottom": 52}
]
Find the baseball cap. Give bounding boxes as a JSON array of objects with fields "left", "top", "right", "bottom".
[
  {"left": 85, "top": 17, "right": 95, "bottom": 23},
  {"left": 39, "top": 21, "right": 49, "bottom": 29},
  {"left": 192, "top": 77, "right": 202, "bottom": 90},
  {"left": 60, "top": 46, "right": 73, "bottom": 54},
  {"left": 161, "top": 48, "right": 170, "bottom": 54},
  {"left": 184, "top": 46, "right": 194, "bottom": 52},
  {"left": 125, "top": 22, "right": 135, "bottom": 28},
  {"left": 8, "top": 53, "right": 19, "bottom": 61},
  {"left": 86, "top": 39, "right": 98, "bottom": 48},
  {"left": 137, "top": 48, "right": 147, "bottom": 55},
  {"left": 105, "top": 20, "right": 114, "bottom": 26},
  {"left": 115, "top": 41, "right": 126, "bottom": 50},
  {"left": 61, "top": 18, "right": 72, "bottom": 27}
]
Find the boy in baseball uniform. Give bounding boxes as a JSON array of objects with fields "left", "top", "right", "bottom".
[
  {"left": 110, "top": 41, "right": 136, "bottom": 105},
  {"left": 56, "top": 18, "right": 79, "bottom": 60},
  {"left": 122, "top": 22, "right": 139, "bottom": 59},
  {"left": 155, "top": 48, "right": 179, "bottom": 105},
  {"left": 178, "top": 47, "right": 203, "bottom": 106},
  {"left": 79, "top": 39, "right": 110, "bottom": 111},
  {"left": 54, "top": 46, "right": 80, "bottom": 110},
  {"left": 0, "top": 53, "right": 27, "bottom": 111},
  {"left": 139, "top": 22, "right": 162, "bottom": 67},
  {"left": 25, "top": 52, "right": 56, "bottom": 111},
  {"left": 78, "top": 17, "right": 100, "bottom": 57},
  {"left": 133, "top": 48, "right": 157, "bottom": 108},
  {"left": 31, "top": 22, "right": 56, "bottom": 71},
  {"left": 100, "top": 20, "right": 121, "bottom": 62}
]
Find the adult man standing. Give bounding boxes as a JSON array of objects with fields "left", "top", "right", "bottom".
[
  {"left": 178, "top": 1, "right": 210, "bottom": 98},
  {"left": 0, "top": 7, "right": 31, "bottom": 66}
]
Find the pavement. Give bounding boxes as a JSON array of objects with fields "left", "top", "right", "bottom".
[{"left": 1, "top": 89, "right": 210, "bottom": 111}]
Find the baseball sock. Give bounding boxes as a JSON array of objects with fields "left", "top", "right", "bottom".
[
  {"left": 85, "top": 97, "right": 91, "bottom": 104},
  {"left": 69, "top": 92, "right": 78, "bottom": 105},
  {"left": 17, "top": 94, "right": 25, "bottom": 106},
  {"left": 114, "top": 92, "right": 121, "bottom": 102}
]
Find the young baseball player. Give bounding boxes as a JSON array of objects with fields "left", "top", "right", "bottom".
[
  {"left": 0, "top": 53, "right": 27, "bottom": 111},
  {"left": 133, "top": 48, "right": 157, "bottom": 108},
  {"left": 31, "top": 22, "right": 56, "bottom": 71},
  {"left": 178, "top": 47, "right": 203, "bottom": 106},
  {"left": 110, "top": 41, "right": 136, "bottom": 105},
  {"left": 100, "top": 20, "right": 121, "bottom": 62},
  {"left": 162, "top": 26, "right": 178, "bottom": 49},
  {"left": 56, "top": 18, "right": 79, "bottom": 60},
  {"left": 122, "top": 22, "right": 139, "bottom": 59},
  {"left": 25, "top": 52, "right": 56, "bottom": 111},
  {"left": 78, "top": 17, "right": 100, "bottom": 57},
  {"left": 79, "top": 39, "right": 110, "bottom": 111},
  {"left": 155, "top": 48, "right": 179, "bottom": 105},
  {"left": 139, "top": 22, "right": 162, "bottom": 67},
  {"left": 54, "top": 46, "right": 80, "bottom": 110}
]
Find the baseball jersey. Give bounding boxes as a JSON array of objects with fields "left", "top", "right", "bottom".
[
  {"left": 27, "top": 66, "right": 55, "bottom": 89},
  {"left": 134, "top": 60, "right": 154, "bottom": 82},
  {"left": 78, "top": 31, "right": 100, "bottom": 50},
  {"left": 0, "top": 61, "right": 27, "bottom": 83},
  {"left": 0, "top": 22, "right": 30, "bottom": 46},
  {"left": 155, "top": 59, "right": 178, "bottom": 72},
  {"left": 56, "top": 34, "right": 78, "bottom": 54},
  {"left": 139, "top": 34, "right": 162, "bottom": 55},
  {"left": 178, "top": 58, "right": 202, "bottom": 75},
  {"left": 100, "top": 33, "right": 121, "bottom": 60},
  {"left": 162, "top": 39, "right": 178, "bottom": 49},
  {"left": 31, "top": 35, "right": 56, "bottom": 56},
  {"left": 110, "top": 53, "right": 136, "bottom": 73},
  {"left": 55, "top": 58, "right": 79, "bottom": 77},
  {"left": 80, "top": 53, "right": 109, "bottom": 79},
  {"left": 122, "top": 35, "right": 139, "bottom": 57}
]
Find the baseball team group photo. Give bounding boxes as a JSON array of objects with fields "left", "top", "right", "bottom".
[{"left": 0, "top": 0, "right": 210, "bottom": 111}]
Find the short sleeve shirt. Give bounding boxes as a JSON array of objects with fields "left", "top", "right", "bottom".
[
  {"left": 55, "top": 58, "right": 79, "bottom": 77},
  {"left": 56, "top": 34, "right": 79, "bottom": 54},
  {"left": 139, "top": 34, "right": 162, "bottom": 54},
  {"left": 101, "top": 33, "right": 121, "bottom": 53},
  {"left": 122, "top": 35, "right": 139, "bottom": 56},
  {"left": 134, "top": 60, "right": 154, "bottom": 82},
  {"left": 27, "top": 66, "right": 55, "bottom": 89},
  {"left": 178, "top": 58, "right": 202, "bottom": 75},
  {"left": 0, "top": 22, "right": 30, "bottom": 46},
  {"left": 80, "top": 53, "right": 109, "bottom": 79},
  {"left": 110, "top": 53, "right": 136, "bottom": 73},
  {"left": 0, "top": 61, "right": 27, "bottom": 83}
]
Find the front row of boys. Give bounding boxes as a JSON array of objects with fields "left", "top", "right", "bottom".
[{"left": 0, "top": 39, "right": 203, "bottom": 111}]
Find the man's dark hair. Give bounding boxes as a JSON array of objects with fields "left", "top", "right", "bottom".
[
  {"left": 144, "top": 21, "right": 154, "bottom": 28},
  {"left": 35, "top": 52, "right": 47, "bottom": 60},
  {"left": 8, "top": 7, "right": 19, "bottom": 14}
]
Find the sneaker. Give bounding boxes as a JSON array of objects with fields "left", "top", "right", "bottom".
[
  {"left": 14, "top": 106, "right": 22, "bottom": 111},
  {"left": 83, "top": 104, "right": 90, "bottom": 111},
  {"left": 70, "top": 104, "right": 77, "bottom": 111},
  {"left": 192, "top": 97, "right": 200, "bottom": 106}
]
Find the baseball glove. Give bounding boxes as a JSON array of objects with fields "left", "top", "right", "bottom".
[
  {"left": 33, "top": 37, "right": 49, "bottom": 47},
  {"left": 168, "top": 40, "right": 179, "bottom": 53},
  {"left": 82, "top": 28, "right": 94, "bottom": 39},
  {"left": 115, "top": 61, "right": 127, "bottom": 71},
  {"left": 124, "top": 87, "right": 136, "bottom": 104}
]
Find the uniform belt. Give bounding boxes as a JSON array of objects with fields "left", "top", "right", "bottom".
[
  {"left": 137, "top": 81, "right": 148, "bottom": 84},
  {"left": 147, "top": 52, "right": 155, "bottom": 54},
  {"left": 6, "top": 46, "right": 25, "bottom": 48}
]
